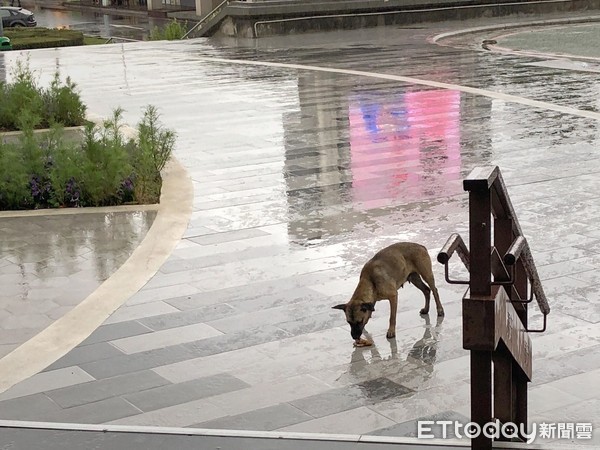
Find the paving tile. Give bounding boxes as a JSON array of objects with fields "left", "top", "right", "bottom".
[
  {"left": 207, "top": 375, "right": 333, "bottom": 417},
  {"left": 188, "top": 228, "right": 270, "bottom": 245},
  {"left": 111, "top": 323, "right": 223, "bottom": 354},
  {"left": 152, "top": 348, "right": 271, "bottom": 384},
  {"left": 181, "top": 324, "right": 293, "bottom": 358},
  {"left": 193, "top": 402, "right": 313, "bottom": 431},
  {"left": 127, "top": 284, "right": 201, "bottom": 306},
  {"left": 138, "top": 303, "right": 237, "bottom": 331},
  {"left": 107, "top": 398, "right": 228, "bottom": 427},
  {"left": 278, "top": 406, "right": 396, "bottom": 434},
  {"left": 45, "top": 370, "right": 170, "bottom": 408},
  {"left": 80, "top": 345, "right": 198, "bottom": 379},
  {"left": 0, "top": 366, "right": 95, "bottom": 401},
  {"left": 44, "top": 342, "right": 125, "bottom": 372},
  {"left": 370, "top": 410, "right": 470, "bottom": 439},
  {"left": 80, "top": 321, "right": 153, "bottom": 346},
  {"left": 124, "top": 373, "right": 249, "bottom": 412},
  {"left": 0, "top": 393, "right": 61, "bottom": 421},
  {"left": 103, "top": 301, "right": 180, "bottom": 325},
  {"left": 53, "top": 396, "right": 142, "bottom": 424},
  {"left": 290, "top": 378, "right": 413, "bottom": 418}
]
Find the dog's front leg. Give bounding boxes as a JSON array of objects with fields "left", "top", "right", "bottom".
[{"left": 387, "top": 294, "right": 397, "bottom": 339}]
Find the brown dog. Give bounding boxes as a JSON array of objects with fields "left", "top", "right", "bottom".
[{"left": 333, "top": 242, "right": 443, "bottom": 346}]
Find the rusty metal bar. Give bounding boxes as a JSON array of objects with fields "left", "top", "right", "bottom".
[
  {"left": 493, "top": 343, "right": 514, "bottom": 437},
  {"left": 468, "top": 190, "right": 492, "bottom": 297},
  {"left": 491, "top": 172, "right": 550, "bottom": 317},
  {"left": 471, "top": 351, "right": 493, "bottom": 450},
  {"left": 437, "top": 233, "right": 470, "bottom": 269},
  {"left": 438, "top": 233, "right": 471, "bottom": 285},
  {"left": 504, "top": 236, "right": 526, "bottom": 266}
]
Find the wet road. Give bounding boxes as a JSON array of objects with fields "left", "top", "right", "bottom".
[{"left": 1, "top": 12, "right": 600, "bottom": 446}]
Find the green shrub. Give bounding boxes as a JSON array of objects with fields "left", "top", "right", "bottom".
[
  {"left": 0, "top": 142, "right": 33, "bottom": 210},
  {"left": 0, "top": 105, "right": 174, "bottom": 210},
  {"left": 0, "top": 58, "right": 87, "bottom": 131},
  {"left": 0, "top": 59, "right": 43, "bottom": 130},
  {"left": 4, "top": 28, "right": 84, "bottom": 50},
  {"left": 150, "top": 19, "right": 187, "bottom": 40},
  {"left": 131, "top": 105, "right": 175, "bottom": 203},
  {"left": 43, "top": 71, "right": 87, "bottom": 127},
  {"left": 80, "top": 109, "right": 132, "bottom": 206}
]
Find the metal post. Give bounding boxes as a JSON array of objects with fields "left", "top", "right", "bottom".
[{"left": 466, "top": 178, "right": 492, "bottom": 450}]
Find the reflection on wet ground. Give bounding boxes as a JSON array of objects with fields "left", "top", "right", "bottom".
[
  {"left": 0, "top": 210, "right": 156, "bottom": 358},
  {"left": 28, "top": 7, "right": 174, "bottom": 40},
  {"left": 0, "top": 13, "right": 600, "bottom": 446}
]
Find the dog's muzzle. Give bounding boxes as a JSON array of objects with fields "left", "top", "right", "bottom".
[{"left": 350, "top": 325, "right": 363, "bottom": 340}]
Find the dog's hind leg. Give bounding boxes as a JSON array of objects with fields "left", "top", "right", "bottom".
[
  {"left": 418, "top": 271, "right": 444, "bottom": 317},
  {"left": 408, "top": 272, "right": 432, "bottom": 315}
]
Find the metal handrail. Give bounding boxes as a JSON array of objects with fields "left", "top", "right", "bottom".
[
  {"left": 464, "top": 166, "right": 550, "bottom": 317},
  {"left": 181, "top": 0, "right": 229, "bottom": 39},
  {"left": 438, "top": 233, "right": 470, "bottom": 285}
]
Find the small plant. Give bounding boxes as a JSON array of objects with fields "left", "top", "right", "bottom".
[
  {"left": 150, "top": 19, "right": 187, "bottom": 41},
  {"left": 130, "top": 105, "right": 176, "bottom": 203},
  {"left": 0, "top": 105, "right": 174, "bottom": 210},
  {"left": 0, "top": 57, "right": 87, "bottom": 131}
]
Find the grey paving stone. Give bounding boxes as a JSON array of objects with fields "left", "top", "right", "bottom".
[
  {"left": 188, "top": 228, "right": 270, "bottom": 245},
  {"left": 181, "top": 325, "right": 293, "bottom": 357},
  {"left": 193, "top": 402, "right": 313, "bottom": 431},
  {"left": 276, "top": 310, "right": 347, "bottom": 337},
  {"left": 0, "top": 393, "right": 61, "bottom": 421},
  {"left": 80, "top": 321, "right": 153, "bottom": 346},
  {"left": 45, "top": 370, "right": 170, "bottom": 408},
  {"left": 111, "top": 323, "right": 223, "bottom": 354},
  {"left": 159, "top": 245, "right": 287, "bottom": 274},
  {"left": 0, "top": 367, "right": 95, "bottom": 401},
  {"left": 370, "top": 410, "right": 470, "bottom": 438},
  {"left": 124, "top": 373, "right": 249, "bottom": 412},
  {"left": 79, "top": 345, "right": 198, "bottom": 379},
  {"left": 138, "top": 303, "right": 237, "bottom": 331},
  {"left": 44, "top": 342, "right": 125, "bottom": 372},
  {"left": 53, "top": 397, "right": 142, "bottom": 424},
  {"left": 291, "top": 378, "right": 413, "bottom": 418}
]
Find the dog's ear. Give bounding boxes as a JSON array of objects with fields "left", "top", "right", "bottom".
[
  {"left": 361, "top": 303, "right": 375, "bottom": 312},
  {"left": 332, "top": 304, "right": 347, "bottom": 311}
]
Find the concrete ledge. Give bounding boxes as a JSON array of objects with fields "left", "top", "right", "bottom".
[
  {"left": 0, "top": 420, "right": 585, "bottom": 449},
  {"left": 208, "top": 0, "right": 600, "bottom": 37},
  {"left": 0, "top": 126, "right": 84, "bottom": 145}
]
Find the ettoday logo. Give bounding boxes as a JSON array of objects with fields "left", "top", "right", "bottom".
[{"left": 417, "top": 420, "right": 593, "bottom": 443}]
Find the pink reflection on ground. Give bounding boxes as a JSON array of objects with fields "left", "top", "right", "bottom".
[{"left": 349, "top": 89, "right": 462, "bottom": 207}]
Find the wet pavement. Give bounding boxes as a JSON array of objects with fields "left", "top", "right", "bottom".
[
  {"left": 25, "top": 6, "right": 178, "bottom": 40},
  {"left": 1, "top": 11, "right": 600, "bottom": 447},
  {"left": 0, "top": 209, "right": 156, "bottom": 358}
]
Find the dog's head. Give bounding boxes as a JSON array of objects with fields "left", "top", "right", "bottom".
[{"left": 332, "top": 301, "right": 375, "bottom": 340}]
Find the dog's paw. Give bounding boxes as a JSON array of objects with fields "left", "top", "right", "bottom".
[
  {"left": 386, "top": 330, "right": 396, "bottom": 339},
  {"left": 437, "top": 309, "right": 445, "bottom": 317},
  {"left": 419, "top": 308, "right": 429, "bottom": 315}
]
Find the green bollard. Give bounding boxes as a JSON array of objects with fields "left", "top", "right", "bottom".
[{"left": 0, "top": 36, "right": 11, "bottom": 51}]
